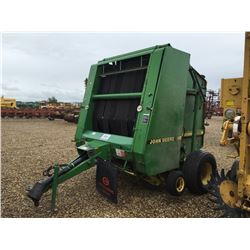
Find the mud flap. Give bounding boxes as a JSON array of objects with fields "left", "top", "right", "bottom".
[{"left": 96, "top": 158, "right": 118, "bottom": 203}]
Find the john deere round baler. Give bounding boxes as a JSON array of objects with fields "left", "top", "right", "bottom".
[{"left": 27, "top": 44, "right": 217, "bottom": 209}]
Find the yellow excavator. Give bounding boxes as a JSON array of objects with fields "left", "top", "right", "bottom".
[{"left": 209, "top": 32, "right": 250, "bottom": 217}]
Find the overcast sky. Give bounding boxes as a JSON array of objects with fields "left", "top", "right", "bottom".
[{"left": 1, "top": 32, "right": 245, "bottom": 102}]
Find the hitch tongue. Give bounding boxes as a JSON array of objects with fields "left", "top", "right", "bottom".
[{"left": 27, "top": 153, "right": 89, "bottom": 207}]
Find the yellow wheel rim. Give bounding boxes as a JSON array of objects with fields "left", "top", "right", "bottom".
[
  {"left": 176, "top": 177, "right": 185, "bottom": 192},
  {"left": 201, "top": 162, "right": 212, "bottom": 185},
  {"left": 219, "top": 180, "right": 238, "bottom": 208}
]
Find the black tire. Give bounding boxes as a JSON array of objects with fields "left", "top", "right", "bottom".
[
  {"left": 183, "top": 150, "right": 217, "bottom": 195},
  {"left": 226, "top": 160, "right": 239, "bottom": 182},
  {"left": 166, "top": 170, "right": 186, "bottom": 196}
]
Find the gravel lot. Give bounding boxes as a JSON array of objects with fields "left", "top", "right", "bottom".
[{"left": 1, "top": 117, "right": 237, "bottom": 218}]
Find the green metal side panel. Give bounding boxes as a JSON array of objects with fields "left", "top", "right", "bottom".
[
  {"left": 181, "top": 73, "right": 196, "bottom": 156},
  {"left": 142, "top": 47, "right": 190, "bottom": 176},
  {"left": 75, "top": 64, "right": 99, "bottom": 145},
  {"left": 132, "top": 48, "right": 165, "bottom": 155},
  {"left": 181, "top": 70, "right": 206, "bottom": 158},
  {"left": 192, "top": 71, "right": 206, "bottom": 151}
]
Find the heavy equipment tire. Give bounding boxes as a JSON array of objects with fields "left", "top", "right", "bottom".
[
  {"left": 226, "top": 160, "right": 239, "bottom": 182},
  {"left": 183, "top": 150, "right": 217, "bottom": 195},
  {"left": 166, "top": 170, "right": 186, "bottom": 196}
]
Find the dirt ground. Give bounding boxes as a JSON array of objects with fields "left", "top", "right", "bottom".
[{"left": 1, "top": 117, "right": 238, "bottom": 218}]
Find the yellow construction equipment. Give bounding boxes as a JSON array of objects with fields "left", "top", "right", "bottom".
[
  {"left": 219, "top": 78, "right": 242, "bottom": 147},
  {"left": 0, "top": 97, "right": 17, "bottom": 109},
  {"left": 221, "top": 77, "right": 242, "bottom": 112},
  {"left": 209, "top": 32, "right": 250, "bottom": 217}
]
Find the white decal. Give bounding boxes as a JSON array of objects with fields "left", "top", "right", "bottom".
[
  {"left": 115, "top": 149, "right": 126, "bottom": 157},
  {"left": 100, "top": 134, "right": 111, "bottom": 140}
]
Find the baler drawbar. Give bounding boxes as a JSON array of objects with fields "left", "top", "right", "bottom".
[{"left": 27, "top": 140, "right": 113, "bottom": 209}]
